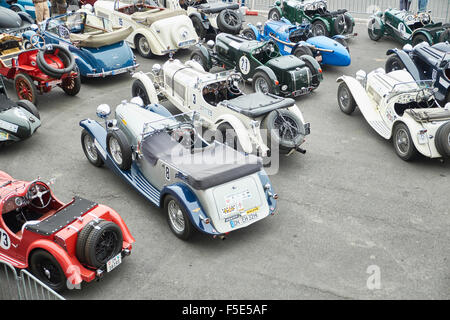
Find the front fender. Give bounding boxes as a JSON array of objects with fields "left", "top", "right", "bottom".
[
  {"left": 386, "top": 48, "right": 421, "bottom": 80},
  {"left": 160, "top": 183, "right": 220, "bottom": 235},
  {"left": 214, "top": 114, "right": 254, "bottom": 153},
  {"left": 336, "top": 75, "right": 375, "bottom": 116},
  {"left": 132, "top": 71, "right": 159, "bottom": 104},
  {"left": 196, "top": 44, "right": 213, "bottom": 70},
  {"left": 255, "top": 65, "right": 280, "bottom": 94},
  {"left": 412, "top": 30, "right": 434, "bottom": 45},
  {"left": 79, "top": 119, "right": 108, "bottom": 162}
]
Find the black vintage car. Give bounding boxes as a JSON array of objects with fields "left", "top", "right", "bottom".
[
  {"left": 0, "top": 6, "right": 34, "bottom": 35},
  {"left": 0, "top": 75, "right": 41, "bottom": 148},
  {"left": 386, "top": 42, "right": 450, "bottom": 105}
]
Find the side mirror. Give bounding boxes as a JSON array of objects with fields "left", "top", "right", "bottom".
[
  {"left": 402, "top": 44, "right": 413, "bottom": 52},
  {"left": 96, "top": 104, "right": 111, "bottom": 118}
]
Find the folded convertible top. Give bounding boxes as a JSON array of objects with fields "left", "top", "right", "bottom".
[{"left": 141, "top": 132, "right": 262, "bottom": 190}]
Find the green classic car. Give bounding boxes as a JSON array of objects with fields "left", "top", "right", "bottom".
[
  {"left": 190, "top": 33, "right": 323, "bottom": 97},
  {"left": 368, "top": 9, "right": 450, "bottom": 46},
  {"left": 268, "top": 0, "right": 356, "bottom": 38}
]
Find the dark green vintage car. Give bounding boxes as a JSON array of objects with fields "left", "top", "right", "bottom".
[
  {"left": 368, "top": 9, "right": 450, "bottom": 46},
  {"left": 190, "top": 33, "right": 323, "bottom": 97},
  {"left": 268, "top": 0, "right": 355, "bottom": 38}
]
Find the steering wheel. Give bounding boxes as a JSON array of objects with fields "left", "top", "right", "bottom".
[
  {"left": 171, "top": 126, "right": 197, "bottom": 149},
  {"left": 416, "top": 88, "right": 433, "bottom": 106},
  {"left": 419, "top": 12, "right": 431, "bottom": 25},
  {"left": 263, "top": 40, "right": 278, "bottom": 58},
  {"left": 315, "top": 1, "right": 327, "bottom": 14},
  {"left": 226, "top": 73, "right": 244, "bottom": 95},
  {"left": 184, "top": 0, "right": 197, "bottom": 6},
  {"left": 30, "top": 34, "right": 45, "bottom": 49},
  {"left": 26, "top": 181, "right": 52, "bottom": 209}
]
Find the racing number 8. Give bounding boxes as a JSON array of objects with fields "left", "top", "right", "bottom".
[{"left": 165, "top": 166, "right": 170, "bottom": 181}]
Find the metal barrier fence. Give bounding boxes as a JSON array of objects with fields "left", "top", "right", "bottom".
[
  {"left": 244, "top": 0, "right": 450, "bottom": 22},
  {"left": 0, "top": 259, "right": 65, "bottom": 300}
]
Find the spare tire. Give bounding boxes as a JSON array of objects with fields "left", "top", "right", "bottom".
[
  {"left": 75, "top": 219, "right": 100, "bottom": 264},
  {"left": 36, "top": 44, "right": 75, "bottom": 79},
  {"left": 217, "top": 9, "right": 242, "bottom": 34},
  {"left": 333, "top": 14, "right": 353, "bottom": 35},
  {"left": 83, "top": 220, "right": 123, "bottom": 268},
  {"left": 435, "top": 122, "right": 450, "bottom": 158},
  {"left": 262, "top": 109, "right": 306, "bottom": 153}
]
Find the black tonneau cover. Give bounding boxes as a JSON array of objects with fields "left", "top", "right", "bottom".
[
  {"left": 26, "top": 197, "right": 98, "bottom": 236},
  {"left": 222, "top": 92, "right": 295, "bottom": 118},
  {"left": 141, "top": 132, "right": 262, "bottom": 190}
]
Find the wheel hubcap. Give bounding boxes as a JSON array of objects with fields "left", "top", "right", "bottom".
[
  {"left": 168, "top": 200, "right": 185, "bottom": 233},
  {"left": 110, "top": 138, "right": 123, "bottom": 165},
  {"left": 255, "top": 78, "right": 269, "bottom": 93},
  {"left": 139, "top": 37, "right": 150, "bottom": 55},
  {"left": 396, "top": 129, "right": 410, "bottom": 155},
  {"left": 339, "top": 87, "right": 350, "bottom": 108},
  {"left": 84, "top": 135, "right": 98, "bottom": 161}
]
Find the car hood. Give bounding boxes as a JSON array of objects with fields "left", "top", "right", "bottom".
[
  {"left": 75, "top": 41, "right": 135, "bottom": 72},
  {"left": 0, "top": 7, "right": 23, "bottom": 28},
  {"left": 307, "top": 36, "right": 351, "bottom": 66}
]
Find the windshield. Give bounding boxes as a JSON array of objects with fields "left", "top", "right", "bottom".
[
  {"left": 387, "top": 80, "right": 435, "bottom": 101},
  {"left": 47, "top": 12, "right": 113, "bottom": 34},
  {"left": 141, "top": 112, "right": 198, "bottom": 137}
]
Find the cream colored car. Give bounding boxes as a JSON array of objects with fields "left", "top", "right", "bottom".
[{"left": 93, "top": 0, "right": 199, "bottom": 58}]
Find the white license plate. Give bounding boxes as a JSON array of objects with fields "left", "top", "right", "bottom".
[
  {"left": 0, "top": 119, "right": 18, "bottom": 133},
  {"left": 293, "top": 88, "right": 310, "bottom": 97},
  {"left": 229, "top": 211, "right": 259, "bottom": 229},
  {"left": 178, "top": 39, "right": 195, "bottom": 47},
  {"left": 417, "top": 133, "right": 427, "bottom": 144},
  {"left": 106, "top": 253, "right": 122, "bottom": 272},
  {"left": 0, "top": 131, "right": 9, "bottom": 141}
]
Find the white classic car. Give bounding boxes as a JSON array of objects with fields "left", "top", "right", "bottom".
[
  {"left": 131, "top": 59, "right": 310, "bottom": 158},
  {"left": 337, "top": 68, "right": 450, "bottom": 161},
  {"left": 93, "top": 0, "right": 199, "bottom": 58}
]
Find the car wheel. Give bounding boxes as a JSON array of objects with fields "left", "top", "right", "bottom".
[
  {"left": 393, "top": 123, "right": 418, "bottom": 161},
  {"left": 135, "top": 35, "right": 154, "bottom": 58},
  {"left": 14, "top": 73, "right": 37, "bottom": 105},
  {"left": 367, "top": 18, "right": 383, "bottom": 41},
  {"left": 191, "top": 15, "right": 206, "bottom": 39},
  {"left": 385, "top": 54, "right": 406, "bottom": 73},
  {"left": 434, "top": 122, "right": 450, "bottom": 158},
  {"left": 334, "top": 37, "right": 349, "bottom": 52},
  {"left": 312, "top": 20, "right": 330, "bottom": 37},
  {"left": 75, "top": 220, "right": 98, "bottom": 264},
  {"left": 30, "top": 250, "right": 67, "bottom": 292},
  {"left": 190, "top": 49, "right": 209, "bottom": 71},
  {"left": 412, "top": 33, "right": 430, "bottom": 46},
  {"left": 252, "top": 71, "right": 274, "bottom": 94},
  {"left": 337, "top": 82, "right": 357, "bottom": 115},
  {"left": 17, "top": 100, "right": 40, "bottom": 120},
  {"left": 293, "top": 45, "right": 313, "bottom": 58},
  {"left": 217, "top": 9, "right": 242, "bottom": 35},
  {"left": 106, "top": 129, "right": 132, "bottom": 170},
  {"left": 81, "top": 129, "right": 104, "bottom": 167},
  {"left": 61, "top": 73, "right": 81, "bottom": 96},
  {"left": 164, "top": 195, "right": 193, "bottom": 240},
  {"left": 241, "top": 28, "right": 257, "bottom": 40},
  {"left": 268, "top": 8, "right": 281, "bottom": 21},
  {"left": 131, "top": 79, "right": 150, "bottom": 105},
  {"left": 84, "top": 220, "right": 123, "bottom": 268}
]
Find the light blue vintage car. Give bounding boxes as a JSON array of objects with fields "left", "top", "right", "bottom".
[
  {"left": 0, "top": 0, "right": 51, "bottom": 19},
  {"left": 242, "top": 18, "right": 351, "bottom": 67},
  {"left": 23, "top": 11, "right": 138, "bottom": 78}
]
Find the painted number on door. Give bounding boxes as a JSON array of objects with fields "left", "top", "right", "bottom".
[
  {"left": 239, "top": 56, "right": 251, "bottom": 75},
  {"left": 0, "top": 228, "right": 10, "bottom": 250},
  {"left": 165, "top": 166, "right": 170, "bottom": 181}
]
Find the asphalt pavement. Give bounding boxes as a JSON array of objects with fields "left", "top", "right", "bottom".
[{"left": 1, "top": 18, "right": 449, "bottom": 300}]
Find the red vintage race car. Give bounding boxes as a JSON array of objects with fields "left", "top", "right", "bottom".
[{"left": 0, "top": 170, "right": 134, "bottom": 292}]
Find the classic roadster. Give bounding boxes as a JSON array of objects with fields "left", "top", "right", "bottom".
[
  {"left": 368, "top": 8, "right": 450, "bottom": 46},
  {"left": 23, "top": 11, "right": 139, "bottom": 78},
  {"left": 385, "top": 42, "right": 450, "bottom": 105},
  {"left": 337, "top": 68, "right": 450, "bottom": 161},
  {"left": 0, "top": 75, "right": 40, "bottom": 148},
  {"left": 93, "top": 0, "right": 199, "bottom": 58},
  {"left": 132, "top": 59, "right": 310, "bottom": 157},
  {"left": 242, "top": 18, "right": 351, "bottom": 67},
  {"left": 0, "top": 171, "right": 134, "bottom": 292},
  {"left": 0, "top": 6, "right": 34, "bottom": 35},
  {"left": 80, "top": 99, "right": 277, "bottom": 240},
  {"left": 268, "top": 0, "right": 356, "bottom": 38},
  {"left": 190, "top": 33, "right": 323, "bottom": 97}
]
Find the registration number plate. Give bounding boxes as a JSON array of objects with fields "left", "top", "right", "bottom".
[
  {"left": 106, "top": 253, "right": 122, "bottom": 272},
  {"left": 229, "top": 212, "right": 259, "bottom": 229},
  {"left": 178, "top": 39, "right": 196, "bottom": 47},
  {"left": 293, "top": 88, "right": 310, "bottom": 97},
  {"left": 417, "top": 132, "right": 427, "bottom": 144},
  {"left": 0, "top": 131, "right": 8, "bottom": 141}
]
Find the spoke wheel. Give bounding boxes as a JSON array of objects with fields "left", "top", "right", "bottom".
[
  {"left": 393, "top": 123, "right": 418, "bottom": 161},
  {"left": 164, "top": 195, "right": 193, "bottom": 240},
  {"left": 14, "top": 73, "right": 37, "bottom": 104}
]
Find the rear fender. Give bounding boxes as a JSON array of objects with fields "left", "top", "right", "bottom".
[
  {"left": 298, "top": 54, "right": 322, "bottom": 73},
  {"left": 214, "top": 114, "right": 254, "bottom": 153},
  {"left": 386, "top": 48, "right": 421, "bottom": 80},
  {"left": 160, "top": 183, "right": 220, "bottom": 235},
  {"left": 104, "top": 206, "right": 135, "bottom": 245},
  {"left": 254, "top": 65, "right": 280, "bottom": 94},
  {"left": 412, "top": 30, "right": 433, "bottom": 45},
  {"left": 392, "top": 119, "right": 432, "bottom": 157},
  {"left": 132, "top": 71, "right": 159, "bottom": 104}
]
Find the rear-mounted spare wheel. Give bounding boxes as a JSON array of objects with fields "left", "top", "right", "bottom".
[
  {"left": 36, "top": 44, "right": 75, "bottom": 79},
  {"left": 435, "top": 122, "right": 450, "bottom": 158},
  {"left": 78, "top": 220, "right": 123, "bottom": 269}
]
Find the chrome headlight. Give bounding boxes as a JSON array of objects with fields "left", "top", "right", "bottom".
[
  {"left": 96, "top": 104, "right": 111, "bottom": 119},
  {"left": 152, "top": 63, "right": 162, "bottom": 75}
]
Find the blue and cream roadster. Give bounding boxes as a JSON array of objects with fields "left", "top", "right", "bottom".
[
  {"left": 23, "top": 11, "right": 138, "bottom": 78},
  {"left": 80, "top": 98, "right": 278, "bottom": 240},
  {"left": 242, "top": 18, "right": 351, "bottom": 67}
]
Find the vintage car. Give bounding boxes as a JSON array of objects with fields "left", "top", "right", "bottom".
[
  {"left": 80, "top": 99, "right": 278, "bottom": 240},
  {"left": 0, "top": 75, "right": 40, "bottom": 148},
  {"left": 0, "top": 6, "right": 34, "bottom": 35},
  {"left": 385, "top": 42, "right": 450, "bottom": 105},
  {"left": 0, "top": 34, "right": 80, "bottom": 104},
  {"left": 131, "top": 59, "right": 310, "bottom": 157},
  {"left": 242, "top": 18, "right": 351, "bottom": 67},
  {"left": 269, "top": 0, "right": 356, "bottom": 38},
  {"left": 0, "top": 0, "right": 51, "bottom": 20},
  {"left": 190, "top": 33, "right": 323, "bottom": 97},
  {"left": 173, "top": 0, "right": 243, "bottom": 40},
  {"left": 22, "top": 11, "right": 139, "bottom": 78},
  {"left": 93, "top": 0, "right": 199, "bottom": 58},
  {"left": 0, "top": 170, "right": 135, "bottom": 292},
  {"left": 368, "top": 8, "right": 450, "bottom": 46},
  {"left": 337, "top": 68, "right": 450, "bottom": 161}
]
